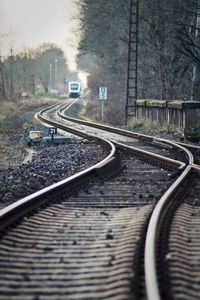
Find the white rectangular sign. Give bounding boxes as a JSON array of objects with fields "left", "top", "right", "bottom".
[{"left": 99, "top": 87, "right": 107, "bottom": 100}]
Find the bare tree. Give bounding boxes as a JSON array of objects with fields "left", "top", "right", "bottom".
[
  {"left": 0, "top": 43, "right": 69, "bottom": 100},
  {"left": 138, "top": 0, "right": 192, "bottom": 100},
  {"left": 77, "top": 0, "right": 194, "bottom": 123},
  {"left": 35, "top": 43, "right": 68, "bottom": 93},
  {"left": 191, "top": 0, "right": 200, "bottom": 100},
  {"left": 169, "top": 0, "right": 200, "bottom": 100},
  {"left": 76, "top": 0, "right": 129, "bottom": 124}
]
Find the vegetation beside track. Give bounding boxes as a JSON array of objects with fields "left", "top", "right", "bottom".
[
  {"left": 75, "top": 103, "right": 184, "bottom": 142},
  {"left": 0, "top": 97, "right": 58, "bottom": 169},
  {"left": 0, "top": 97, "right": 57, "bottom": 129}
]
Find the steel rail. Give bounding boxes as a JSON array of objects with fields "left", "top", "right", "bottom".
[
  {"left": 177, "top": 140, "right": 200, "bottom": 152},
  {"left": 192, "top": 164, "right": 200, "bottom": 173},
  {"left": 0, "top": 100, "right": 185, "bottom": 233},
  {"left": 0, "top": 103, "right": 116, "bottom": 231},
  {"left": 40, "top": 102, "right": 198, "bottom": 299},
  {"left": 1, "top": 101, "right": 194, "bottom": 299},
  {"left": 113, "top": 140, "right": 185, "bottom": 170},
  {"left": 144, "top": 143, "right": 194, "bottom": 300},
  {"left": 58, "top": 104, "right": 156, "bottom": 142},
  {"left": 38, "top": 103, "right": 115, "bottom": 146},
  {"left": 55, "top": 100, "right": 188, "bottom": 172},
  {"left": 58, "top": 104, "right": 192, "bottom": 165},
  {"left": 0, "top": 155, "right": 116, "bottom": 231},
  {"left": 58, "top": 104, "right": 192, "bottom": 169},
  {"left": 57, "top": 102, "right": 197, "bottom": 299}
]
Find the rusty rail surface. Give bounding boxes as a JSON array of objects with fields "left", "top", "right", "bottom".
[
  {"left": 0, "top": 101, "right": 116, "bottom": 231},
  {"left": 0, "top": 100, "right": 197, "bottom": 299},
  {"left": 57, "top": 101, "right": 196, "bottom": 300}
]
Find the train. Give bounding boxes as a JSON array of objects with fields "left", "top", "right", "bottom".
[{"left": 68, "top": 81, "right": 81, "bottom": 98}]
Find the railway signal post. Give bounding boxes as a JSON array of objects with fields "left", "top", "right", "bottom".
[
  {"left": 48, "top": 127, "right": 57, "bottom": 144},
  {"left": 99, "top": 87, "right": 107, "bottom": 122}
]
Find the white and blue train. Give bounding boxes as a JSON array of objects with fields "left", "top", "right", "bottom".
[{"left": 68, "top": 81, "right": 81, "bottom": 98}]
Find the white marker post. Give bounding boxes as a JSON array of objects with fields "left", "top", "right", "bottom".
[{"left": 99, "top": 87, "right": 107, "bottom": 122}]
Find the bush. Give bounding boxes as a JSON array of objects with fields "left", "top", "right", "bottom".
[{"left": 128, "top": 118, "right": 159, "bottom": 132}]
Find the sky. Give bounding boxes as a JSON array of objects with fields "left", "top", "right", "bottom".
[{"left": 0, "top": 0, "right": 80, "bottom": 70}]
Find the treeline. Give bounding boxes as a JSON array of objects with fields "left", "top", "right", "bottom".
[
  {"left": 0, "top": 43, "right": 69, "bottom": 101},
  {"left": 76, "top": 0, "right": 200, "bottom": 124},
  {"left": 76, "top": 1, "right": 129, "bottom": 124}
]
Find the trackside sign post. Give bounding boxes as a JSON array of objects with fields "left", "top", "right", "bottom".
[
  {"left": 99, "top": 87, "right": 107, "bottom": 100},
  {"left": 48, "top": 127, "right": 57, "bottom": 143},
  {"left": 99, "top": 87, "right": 107, "bottom": 122}
]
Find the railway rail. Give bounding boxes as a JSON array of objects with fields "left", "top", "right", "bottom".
[{"left": 0, "top": 99, "right": 199, "bottom": 299}]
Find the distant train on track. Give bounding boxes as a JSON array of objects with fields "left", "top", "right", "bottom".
[{"left": 68, "top": 81, "right": 81, "bottom": 98}]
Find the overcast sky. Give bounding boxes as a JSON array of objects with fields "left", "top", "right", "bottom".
[{"left": 0, "top": 0, "right": 79, "bottom": 70}]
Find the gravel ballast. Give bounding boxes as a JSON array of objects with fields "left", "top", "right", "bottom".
[
  {"left": 0, "top": 139, "right": 105, "bottom": 209},
  {"left": 1, "top": 99, "right": 197, "bottom": 210},
  {"left": 0, "top": 102, "right": 106, "bottom": 209}
]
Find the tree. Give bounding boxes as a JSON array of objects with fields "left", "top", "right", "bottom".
[
  {"left": 76, "top": 0, "right": 129, "bottom": 124},
  {"left": 0, "top": 43, "right": 69, "bottom": 100},
  {"left": 163, "top": 0, "right": 200, "bottom": 100},
  {"left": 138, "top": 0, "right": 192, "bottom": 100},
  {"left": 76, "top": 0, "right": 194, "bottom": 126},
  {"left": 190, "top": 0, "right": 200, "bottom": 100},
  {"left": 35, "top": 43, "right": 68, "bottom": 93}
]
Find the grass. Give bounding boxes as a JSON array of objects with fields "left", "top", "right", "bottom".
[
  {"left": 78, "top": 106, "right": 180, "bottom": 134},
  {"left": 0, "top": 96, "right": 60, "bottom": 169},
  {"left": 0, "top": 97, "right": 58, "bottom": 129},
  {"left": 128, "top": 118, "right": 159, "bottom": 132},
  {"left": 127, "top": 118, "right": 183, "bottom": 135},
  {"left": 34, "top": 92, "right": 66, "bottom": 100}
]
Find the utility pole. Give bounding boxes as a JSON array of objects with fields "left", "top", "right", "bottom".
[
  {"left": 0, "top": 56, "right": 5, "bottom": 99},
  {"left": 50, "top": 63, "right": 52, "bottom": 90},
  {"left": 125, "top": 0, "right": 139, "bottom": 124},
  {"left": 31, "top": 73, "right": 35, "bottom": 95},
  {"left": 10, "top": 48, "right": 14, "bottom": 100},
  {"left": 55, "top": 59, "right": 58, "bottom": 88}
]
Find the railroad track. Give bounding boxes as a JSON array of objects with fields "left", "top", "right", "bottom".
[{"left": 0, "top": 99, "right": 199, "bottom": 299}]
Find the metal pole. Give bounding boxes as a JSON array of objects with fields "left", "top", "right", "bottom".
[
  {"left": 50, "top": 64, "right": 52, "bottom": 90},
  {"left": 135, "top": 0, "right": 139, "bottom": 101},
  {"left": 101, "top": 100, "right": 104, "bottom": 122},
  {"left": 125, "top": 0, "right": 139, "bottom": 124},
  {"left": 10, "top": 48, "right": 13, "bottom": 99},
  {"left": 55, "top": 59, "right": 58, "bottom": 88},
  {"left": 125, "top": 0, "right": 133, "bottom": 125}
]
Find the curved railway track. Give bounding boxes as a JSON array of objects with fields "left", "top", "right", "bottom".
[{"left": 0, "top": 99, "right": 199, "bottom": 299}]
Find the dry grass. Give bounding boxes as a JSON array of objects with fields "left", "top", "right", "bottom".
[
  {"left": 127, "top": 117, "right": 183, "bottom": 134},
  {"left": 0, "top": 97, "right": 57, "bottom": 169},
  {"left": 0, "top": 97, "right": 56, "bottom": 124}
]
